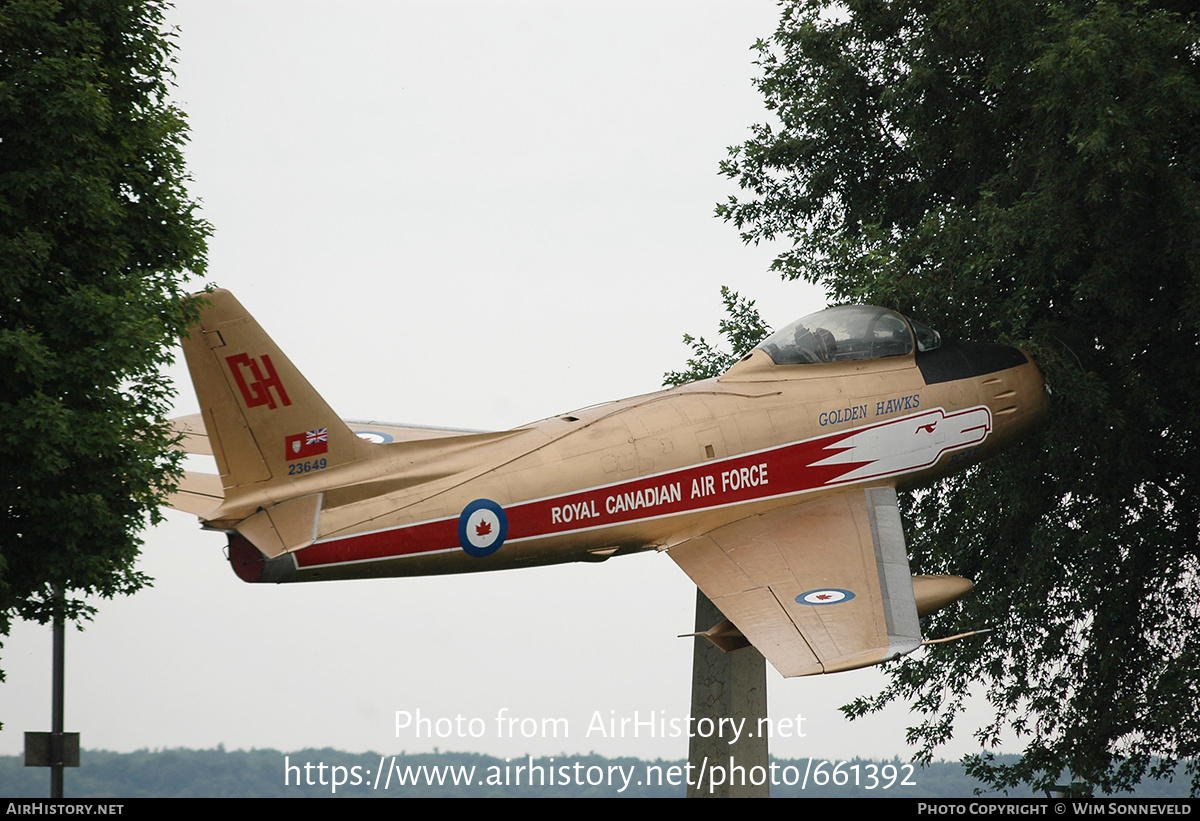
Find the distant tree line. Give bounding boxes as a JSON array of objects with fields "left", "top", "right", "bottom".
[{"left": 0, "top": 749, "right": 1192, "bottom": 798}]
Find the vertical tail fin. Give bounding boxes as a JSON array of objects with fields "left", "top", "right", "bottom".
[{"left": 181, "top": 289, "right": 366, "bottom": 503}]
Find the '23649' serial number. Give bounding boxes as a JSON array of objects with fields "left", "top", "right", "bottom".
[{"left": 288, "top": 458, "right": 328, "bottom": 476}]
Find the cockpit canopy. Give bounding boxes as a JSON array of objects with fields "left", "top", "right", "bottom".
[{"left": 756, "top": 305, "right": 941, "bottom": 366}]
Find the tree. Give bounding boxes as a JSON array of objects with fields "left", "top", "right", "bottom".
[
  {"left": 704, "top": 0, "right": 1200, "bottom": 795},
  {"left": 0, "top": 1, "right": 208, "bottom": 684},
  {"left": 663, "top": 287, "right": 771, "bottom": 386}
]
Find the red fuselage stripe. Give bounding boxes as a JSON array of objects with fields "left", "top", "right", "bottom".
[{"left": 296, "top": 429, "right": 868, "bottom": 568}]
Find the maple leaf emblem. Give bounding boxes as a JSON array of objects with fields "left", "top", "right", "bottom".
[
  {"left": 816, "top": 594, "right": 832, "bottom": 600},
  {"left": 475, "top": 519, "right": 492, "bottom": 537}
]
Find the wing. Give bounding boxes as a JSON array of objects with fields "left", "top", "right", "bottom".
[
  {"left": 667, "top": 486, "right": 922, "bottom": 677},
  {"left": 169, "top": 413, "right": 490, "bottom": 453},
  {"left": 342, "top": 419, "right": 492, "bottom": 443}
]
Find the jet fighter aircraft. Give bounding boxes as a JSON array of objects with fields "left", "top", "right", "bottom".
[{"left": 169, "top": 291, "right": 1046, "bottom": 678}]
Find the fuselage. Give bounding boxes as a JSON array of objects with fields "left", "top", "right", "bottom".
[{"left": 226, "top": 327, "right": 1046, "bottom": 584}]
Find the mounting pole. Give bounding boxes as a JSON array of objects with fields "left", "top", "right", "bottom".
[{"left": 687, "top": 589, "right": 769, "bottom": 798}]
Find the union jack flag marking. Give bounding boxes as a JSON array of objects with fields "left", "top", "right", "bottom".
[{"left": 285, "top": 427, "right": 330, "bottom": 461}]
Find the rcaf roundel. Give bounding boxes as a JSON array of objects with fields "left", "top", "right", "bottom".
[
  {"left": 797, "top": 588, "right": 856, "bottom": 605},
  {"left": 458, "top": 499, "right": 508, "bottom": 558},
  {"left": 353, "top": 430, "right": 395, "bottom": 444}
]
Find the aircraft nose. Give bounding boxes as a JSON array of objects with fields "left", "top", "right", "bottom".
[
  {"left": 917, "top": 339, "right": 1048, "bottom": 449},
  {"left": 986, "top": 347, "right": 1047, "bottom": 446}
]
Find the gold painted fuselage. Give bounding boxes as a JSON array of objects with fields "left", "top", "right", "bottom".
[{"left": 213, "top": 339, "right": 1044, "bottom": 585}]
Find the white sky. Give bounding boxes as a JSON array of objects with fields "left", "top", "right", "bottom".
[{"left": 3, "top": 1, "right": 1013, "bottom": 774}]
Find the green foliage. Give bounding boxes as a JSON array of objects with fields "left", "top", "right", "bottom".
[
  {"left": 663, "top": 286, "right": 771, "bottom": 386},
  {"left": 715, "top": 0, "right": 1200, "bottom": 795},
  {"left": 0, "top": 1, "right": 208, "bottom": 670}
]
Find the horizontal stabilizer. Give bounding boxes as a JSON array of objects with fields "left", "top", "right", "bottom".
[
  {"left": 167, "top": 471, "right": 224, "bottom": 516},
  {"left": 169, "top": 413, "right": 213, "bottom": 456},
  {"left": 235, "top": 493, "right": 323, "bottom": 559}
]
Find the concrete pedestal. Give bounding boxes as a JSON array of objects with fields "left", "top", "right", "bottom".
[{"left": 687, "top": 589, "right": 769, "bottom": 798}]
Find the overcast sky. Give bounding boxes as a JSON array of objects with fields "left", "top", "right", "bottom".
[{"left": 3, "top": 1, "right": 1016, "bottom": 778}]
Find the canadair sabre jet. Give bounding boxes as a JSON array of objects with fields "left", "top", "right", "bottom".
[{"left": 169, "top": 291, "right": 1046, "bottom": 677}]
